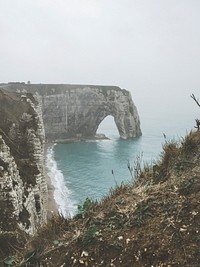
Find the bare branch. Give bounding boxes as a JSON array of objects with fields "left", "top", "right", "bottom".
[
  {"left": 195, "top": 119, "right": 200, "bottom": 131},
  {"left": 191, "top": 93, "right": 200, "bottom": 107}
]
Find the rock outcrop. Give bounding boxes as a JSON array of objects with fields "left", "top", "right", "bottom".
[
  {"left": 2, "top": 84, "right": 141, "bottom": 141},
  {"left": 0, "top": 90, "right": 47, "bottom": 236},
  {"left": 0, "top": 83, "right": 141, "bottom": 236}
]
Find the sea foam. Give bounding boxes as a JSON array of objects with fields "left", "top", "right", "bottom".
[{"left": 46, "top": 145, "right": 77, "bottom": 217}]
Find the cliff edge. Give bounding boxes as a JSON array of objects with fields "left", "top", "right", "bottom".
[
  {"left": 0, "top": 89, "right": 47, "bottom": 242},
  {"left": 9, "top": 130, "right": 200, "bottom": 267}
]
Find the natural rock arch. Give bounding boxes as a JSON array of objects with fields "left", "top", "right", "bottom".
[
  {"left": 2, "top": 84, "right": 142, "bottom": 141},
  {"left": 41, "top": 86, "right": 141, "bottom": 140},
  {"left": 93, "top": 109, "right": 130, "bottom": 138},
  {"left": 96, "top": 115, "right": 119, "bottom": 137}
]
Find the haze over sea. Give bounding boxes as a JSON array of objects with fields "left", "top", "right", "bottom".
[{"left": 47, "top": 99, "right": 200, "bottom": 217}]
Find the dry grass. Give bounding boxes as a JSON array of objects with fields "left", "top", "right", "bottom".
[
  {"left": 181, "top": 130, "right": 200, "bottom": 156},
  {"left": 2, "top": 130, "right": 200, "bottom": 266}
]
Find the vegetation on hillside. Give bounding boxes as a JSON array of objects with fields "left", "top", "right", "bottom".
[{"left": 1, "top": 130, "right": 200, "bottom": 266}]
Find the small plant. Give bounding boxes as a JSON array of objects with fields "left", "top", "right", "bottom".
[
  {"left": 112, "top": 169, "right": 118, "bottom": 186},
  {"left": 127, "top": 153, "right": 143, "bottom": 180},
  {"left": 179, "top": 177, "right": 199, "bottom": 196},
  {"left": 134, "top": 202, "right": 153, "bottom": 226},
  {"left": 181, "top": 131, "right": 199, "bottom": 156},
  {"left": 190, "top": 94, "right": 200, "bottom": 130},
  {"left": 157, "top": 139, "right": 180, "bottom": 180},
  {"left": 19, "top": 245, "right": 43, "bottom": 266},
  {"left": 82, "top": 225, "right": 98, "bottom": 245},
  {"left": 77, "top": 197, "right": 94, "bottom": 218},
  {"left": 127, "top": 160, "right": 134, "bottom": 179},
  {"left": 194, "top": 118, "right": 200, "bottom": 131},
  {"left": 134, "top": 153, "right": 143, "bottom": 179},
  {"left": 4, "top": 256, "right": 15, "bottom": 266}
]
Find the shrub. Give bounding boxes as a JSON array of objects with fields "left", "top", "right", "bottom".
[
  {"left": 156, "top": 140, "right": 180, "bottom": 182},
  {"left": 82, "top": 225, "right": 98, "bottom": 245},
  {"left": 181, "top": 131, "right": 200, "bottom": 157},
  {"left": 77, "top": 197, "right": 94, "bottom": 218}
]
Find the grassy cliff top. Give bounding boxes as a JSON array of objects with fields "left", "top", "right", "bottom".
[{"left": 2, "top": 131, "right": 200, "bottom": 266}]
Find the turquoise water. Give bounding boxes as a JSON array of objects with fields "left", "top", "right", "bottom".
[{"left": 47, "top": 109, "right": 198, "bottom": 216}]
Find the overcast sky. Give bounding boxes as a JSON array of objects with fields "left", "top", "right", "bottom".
[{"left": 1, "top": 0, "right": 200, "bottom": 118}]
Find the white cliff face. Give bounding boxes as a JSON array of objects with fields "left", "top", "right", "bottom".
[
  {"left": 0, "top": 83, "right": 141, "bottom": 236},
  {"left": 0, "top": 90, "right": 47, "bottom": 235},
  {"left": 0, "top": 135, "right": 23, "bottom": 232},
  {"left": 4, "top": 84, "right": 141, "bottom": 141},
  {"left": 0, "top": 84, "right": 141, "bottom": 234},
  {"left": 41, "top": 86, "right": 141, "bottom": 141},
  {"left": 1, "top": 84, "right": 141, "bottom": 141}
]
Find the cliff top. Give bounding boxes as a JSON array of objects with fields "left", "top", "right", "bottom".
[
  {"left": 2, "top": 130, "right": 200, "bottom": 266},
  {"left": 0, "top": 83, "right": 128, "bottom": 96}
]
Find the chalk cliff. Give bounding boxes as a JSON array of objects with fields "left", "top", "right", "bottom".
[
  {"left": 0, "top": 83, "right": 141, "bottom": 237},
  {"left": 0, "top": 90, "right": 47, "bottom": 236},
  {"left": 2, "top": 84, "right": 141, "bottom": 141}
]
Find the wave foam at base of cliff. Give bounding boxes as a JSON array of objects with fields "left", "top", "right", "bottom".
[{"left": 46, "top": 145, "right": 77, "bottom": 217}]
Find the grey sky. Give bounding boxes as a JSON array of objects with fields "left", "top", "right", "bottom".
[{"left": 1, "top": 0, "right": 200, "bottom": 118}]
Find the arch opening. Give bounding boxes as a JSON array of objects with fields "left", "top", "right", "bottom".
[{"left": 96, "top": 115, "right": 119, "bottom": 139}]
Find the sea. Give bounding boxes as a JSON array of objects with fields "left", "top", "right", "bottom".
[{"left": 46, "top": 102, "right": 199, "bottom": 217}]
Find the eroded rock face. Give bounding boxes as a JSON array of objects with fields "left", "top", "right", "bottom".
[
  {"left": 0, "top": 83, "right": 141, "bottom": 236},
  {"left": 0, "top": 90, "right": 47, "bottom": 235},
  {"left": 3, "top": 84, "right": 141, "bottom": 141}
]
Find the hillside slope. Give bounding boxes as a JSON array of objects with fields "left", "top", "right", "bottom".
[{"left": 2, "top": 131, "right": 200, "bottom": 266}]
